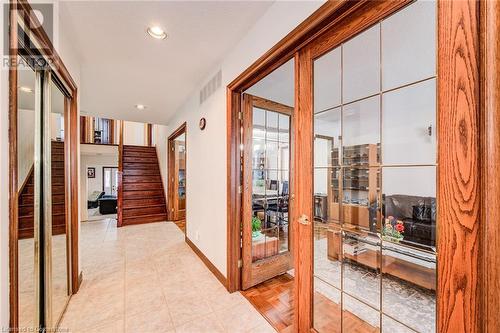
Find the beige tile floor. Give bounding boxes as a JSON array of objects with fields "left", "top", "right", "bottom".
[{"left": 60, "top": 219, "right": 276, "bottom": 333}]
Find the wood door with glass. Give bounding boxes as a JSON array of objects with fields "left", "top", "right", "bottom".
[
  {"left": 310, "top": 1, "right": 437, "bottom": 332},
  {"left": 103, "top": 167, "right": 118, "bottom": 196},
  {"left": 168, "top": 128, "right": 186, "bottom": 221},
  {"left": 241, "top": 93, "right": 293, "bottom": 289}
]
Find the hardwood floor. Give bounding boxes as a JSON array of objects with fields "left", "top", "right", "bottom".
[
  {"left": 242, "top": 274, "right": 379, "bottom": 333},
  {"left": 173, "top": 218, "right": 186, "bottom": 233},
  {"left": 241, "top": 274, "right": 294, "bottom": 333}
]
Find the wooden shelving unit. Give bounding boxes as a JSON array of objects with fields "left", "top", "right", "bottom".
[{"left": 327, "top": 143, "right": 379, "bottom": 229}]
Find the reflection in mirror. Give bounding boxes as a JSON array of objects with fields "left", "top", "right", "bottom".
[
  {"left": 17, "top": 59, "right": 38, "bottom": 330},
  {"left": 50, "top": 79, "right": 70, "bottom": 325},
  {"left": 381, "top": 166, "right": 436, "bottom": 332}
]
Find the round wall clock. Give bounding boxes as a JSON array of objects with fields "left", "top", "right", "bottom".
[{"left": 199, "top": 117, "right": 206, "bottom": 130}]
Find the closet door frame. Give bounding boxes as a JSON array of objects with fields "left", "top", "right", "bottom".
[
  {"left": 8, "top": 0, "right": 80, "bottom": 330},
  {"left": 227, "top": 0, "right": 496, "bottom": 332}
]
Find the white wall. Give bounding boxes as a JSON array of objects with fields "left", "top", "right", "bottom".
[
  {"left": 18, "top": 109, "right": 36, "bottom": 190},
  {"left": 162, "top": 1, "right": 325, "bottom": 276},
  {"left": 79, "top": 146, "right": 118, "bottom": 221},
  {"left": 154, "top": 124, "right": 170, "bottom": 200},
  {"left": 123, "top": 121, "right": 146, "bottom": 146}
]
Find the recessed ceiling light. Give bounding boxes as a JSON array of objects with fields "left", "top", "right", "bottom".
[
  {"left": 147, "top": 26, "right": 167, "bottom": 40},
  {"left": 19, "top": 86, "right": 33, "bottom": 93},
  {"left": 135, "top": 104, "right": 147, "bottom": 110}
]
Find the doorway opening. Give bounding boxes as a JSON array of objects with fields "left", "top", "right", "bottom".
[
  {"left": 168, "top": 123, "right": 187, "bottom": 233},
  {"left": 81, "top": 144, "right": 119, "bottom": 222},
  {"left": 224, "top": 1, "right": 470, "bottom": 332},
  {"left": 238, "top": 58, "right": 295, "bottom": 330}
]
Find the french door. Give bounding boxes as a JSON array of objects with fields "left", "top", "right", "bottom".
[
  {"left": 241, "top": 93, "right": 294, "bottom": 289},
  {"left": 229, "top": 0, "right": 485, "bottom": 331},
  {"left": 304, "top": 1, "right": 439, "bottom": 332}
]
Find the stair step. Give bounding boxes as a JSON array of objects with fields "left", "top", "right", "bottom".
[
  {"left": 123, "top": 168, "right": 161, "bottom": 176},
  {"left": 123, "top": 205, "right": 166, "bottom": 218},
  {"left": 19, "top": 205, "right": 34, "bottom": 216},
  {"left": 123, "top": 162, "right": 159, "bottom": 170},
  {"left": 122, "top": 213, "right": 167, "bottom": 226},
  {"left": 123, "top": 156, "right": 158, "bottom": 164},
  {"left": 122, "top": 189, "right": 165, "bottom": 199},
  {"left": 123, "top": 182, "right": 163, "bottom": 191},
  {"left": 123, "top": 198, "right": 165, "bottom": 209},
  {"left": 123, "top": 150, "right": 157, "bottom": 158},
  {"left": 18, "top": 228, "right": 34, "bottom": 239},
  {"left": 123, "top": 175, "right": 162, "bottom": 183},
  {"left": 123, "top": 145, "right": 156, "bottom": 152}
]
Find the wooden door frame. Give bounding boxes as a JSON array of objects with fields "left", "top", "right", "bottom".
[
  {"left": 240, "top": 93, "right": 294, "bottom": 290},
  {"left": 102, "top": 166, "right": 119, "bottom": 195},
  {"left": 227, "top": 0, "right": 496, "bottom": 332},
  {"left": 167, "top": 122, "right": 187, "bottom": 222},
  {"left": 8, "top": 0, "right": 80, "bottom": 330}
]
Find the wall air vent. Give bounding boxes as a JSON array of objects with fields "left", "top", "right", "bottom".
[{"left": 200, "top": 70, "right": 222, "bottom": 105}]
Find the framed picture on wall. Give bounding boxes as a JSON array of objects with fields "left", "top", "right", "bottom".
[{"left": 87, "top": 167, "right": 96, "bottom": 178}]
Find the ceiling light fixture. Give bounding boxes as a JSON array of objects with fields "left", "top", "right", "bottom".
[
  {"left": 135, "top": 104, "right": 147, "bottom": 110},
  {"left": 19, "top": 86, "right": 33, "bottom": 93},
  {"left": 147, "top": 26, "right": 167, "bottom": 40}
]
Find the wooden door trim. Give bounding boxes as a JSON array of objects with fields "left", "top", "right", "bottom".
[
  {"left": 117, "top": 120, "right": 124, "bottom": 227},
  {"left": 438, "top": 1, "right": 481, "bottom": 331},
  {"left": 147, "top": 123, "right": 153, "bottom": 146},
  {"left": 8, "top": 0, "right": 80, "bottom": 329},
  {"left": 167, "top": 123, "right": 187, "bottom": 222},
  {"left": 8, "top": 3, "right": 19, "bottom": 328},
  {"left": 480, "top": 1, "right": 500, "bottom": 330},
  {"left": 250, "top": 95, "right": 293, "bottom": 115},
  {"left": 241, "top": 93, "right": 294, "bottom": 290},
  {"left": 294, "top": 47, "right": 313, "bottom": 332}
]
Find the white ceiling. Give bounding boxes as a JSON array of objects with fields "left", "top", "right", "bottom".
[
  {"left": 18, "top": 68, "right": 66, "bottom": 114},
  {"left": 59, "top": 1, "right": 274, "bottom": 124}
]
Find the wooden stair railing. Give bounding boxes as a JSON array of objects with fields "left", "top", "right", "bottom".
[{"left": 118, "top": 145, "right": 167, "bottom": 226}]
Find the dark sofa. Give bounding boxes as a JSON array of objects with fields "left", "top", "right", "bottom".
[
  {"left": 383, "top": 194, "right": 436, "bottom": 247},
  {"left": 88, "top": 191, "right": 104, "bottom": 209},
  {"left": 98, "top": 195, "right": 117, "bottom": 215}
]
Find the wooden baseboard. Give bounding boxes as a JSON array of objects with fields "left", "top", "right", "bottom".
[
  {"left": 186, "top": 237, "right": 228, "bottom": 290},
  {"left": 74, "top": 271, "right": 83, "bottom": 293}
]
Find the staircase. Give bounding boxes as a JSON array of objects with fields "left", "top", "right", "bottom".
[
  {"left": 120, "top": 145, "right": 167, "bottom": 226},
  {"left": 18, "top": 141, "right": 66, "bottom": 239}
]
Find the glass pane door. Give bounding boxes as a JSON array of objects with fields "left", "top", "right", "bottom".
[
  {"left": 251, "top": 107, "right": 290, "bottom": 259},
  {"left": 241, "top": 57, "right": 294, "bottom": 290},
  {"left": 312, "top": 1, "right": 437, "bottom": 332}
]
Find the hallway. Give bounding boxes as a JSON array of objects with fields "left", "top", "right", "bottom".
[{"left": 60, "top": 220, "right": 276, "bottom": 333}]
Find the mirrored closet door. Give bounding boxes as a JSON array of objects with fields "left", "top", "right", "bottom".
[
  {"left": 17, "top": 56, "right": 41, "bottom": 332},
  {"left": 46, "top": 74, "right": 71, "bottom": 329},
  {"left": 15, "top": 45, "right": 72, "bottom": 333},
  {"left": 311, "top": 1, "right": 436, "bottom": 332}
]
